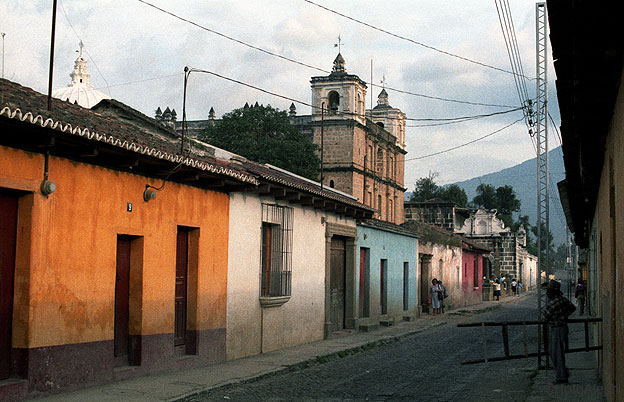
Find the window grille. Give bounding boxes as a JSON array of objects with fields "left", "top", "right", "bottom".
[{"left": 261, "top": 204, "right": 293, "bottom": 297}]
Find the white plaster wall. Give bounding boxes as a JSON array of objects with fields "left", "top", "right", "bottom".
[
  {"left": 227, "top": 192, "right": 355, "bottom": 360},
  {"left": 226, "top": 192, "right": 263, "bottom": 360}
]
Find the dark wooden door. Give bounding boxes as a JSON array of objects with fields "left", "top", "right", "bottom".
[
  {"left": 359, "top": 248, "right": 366, "bottom": 317},
  {"left": 114, "top": 236, "right": 131, "bottom": 364},
  {"left": 380, "top": 259, "right": 387, "bottom": 315},
  {"left": 0, "top": 192, "right": 18, "bottom": 379},
  {"left": 174, "top": 229, "right": 188, "bottom": 347},
  {"left": 330, "top": 237, "right": 346, "bottom": 332}
]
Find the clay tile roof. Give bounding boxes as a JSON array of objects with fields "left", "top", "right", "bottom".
[
  {"left": 242, "top": 160, "right": 374, "bottom": 214},
  {"left": 0, "top": 78, "right": 257, "bottom": 185}
]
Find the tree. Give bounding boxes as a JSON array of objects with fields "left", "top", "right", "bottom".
[
  {"left": 472, "top": 183, "right": 497, "bottom": 209},
  {"left": 437, "top": 184, "right": 468, "bottom": 207},
  {"left": 409, "top": 172, "right": 468, "bottom": 206},
  {"left": 200, "top": 104, "right": 320, "bottom": 180},
  {"left": 409, "top": 171, "right": 439, "bottom": 202},
  {"left": 495, "top": 185, "right": 521, "bottom": 228}
]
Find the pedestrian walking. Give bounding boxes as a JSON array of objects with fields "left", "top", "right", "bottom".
[
  {"left": 574, "top": 279, "right": 587, "bottom": 315},
  {"left": 438, "top": 280, "right": 448, "bottom": 313},
  {"left": 543, "top": 279, "right": 576, "bottom": 384},
  {"left": 493, "top": 279, "right": 501, "bottom": 301},
  {"left": 430, "top": 278, "right": 442, "bottom": 315},
  {"left": 511, "top": 278, "right": 518, "bottom": 296},
  {"left": 517, "top": 281, "right": 522, "bottom": 295}
]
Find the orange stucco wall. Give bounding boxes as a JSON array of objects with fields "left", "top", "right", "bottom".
[{"left": 0, "top": 145, "right": 229, "bottom": 349}]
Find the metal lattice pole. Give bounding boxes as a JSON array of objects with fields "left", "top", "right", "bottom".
[{"left": 535, "top": 1, "right": 549, "bottom": 369}]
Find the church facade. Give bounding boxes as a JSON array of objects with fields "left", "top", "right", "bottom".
[{"left": 291, "top": 54, "right": 407, "bottom": 224}]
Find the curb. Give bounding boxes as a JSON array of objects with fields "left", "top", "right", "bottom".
[{"left": 171, "top": 320, "right": 446, "bottom": 402}]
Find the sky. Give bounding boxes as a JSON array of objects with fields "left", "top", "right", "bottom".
[{"left": 0, "top": 0, "right": 561, "bottom": 190}]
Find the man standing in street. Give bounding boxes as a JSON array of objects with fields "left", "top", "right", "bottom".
[
  {"left": 542, "top": 280, "right": 576, "bottom": 384},
  {"left": 574, "top": 279, "right": 587, "bottom": 315}
]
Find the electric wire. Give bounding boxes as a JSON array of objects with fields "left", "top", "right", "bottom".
[
  {"left": 95, "top": 73, "right": 184, "bottom": 91},
  {"left": 405, "top": 116, "right": 525, "bottom": 161},
  {"left": 135, "top": 0, "right": 517, "bottom": 109},
  {"left": 183, "top": 67, "right": 521, "bottom": 123},
  {"left": 59, "top": 0, "right": 112, "bottom": 96},
  {"left": 302, "top": 0, "right": 532, "bottom": 79}
]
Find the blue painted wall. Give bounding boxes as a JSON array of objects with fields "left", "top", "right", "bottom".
[{"left": 356, "top": 224, "right": 419, "bottom": 323}]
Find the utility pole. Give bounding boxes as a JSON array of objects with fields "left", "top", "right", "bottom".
[
  {"left": 535, "top": 1, "right": 549, "bottom": 370},
  {"left": 1, "top": 33, "right": 5, "bottom": 79}
]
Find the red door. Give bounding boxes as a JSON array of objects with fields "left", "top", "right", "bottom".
[
  {"left": 0, "top": 192, "right": 18, "bottom": 379},
  {"left": 174, "top": 229, "right": 188, "bottom": 347},
  {"left": 114, "top": 236, "right": 131, "bottom": 365}
]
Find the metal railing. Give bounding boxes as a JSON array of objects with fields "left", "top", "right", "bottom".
[{"left": 458, "top": 317, "right": 602, "bottom": 365}]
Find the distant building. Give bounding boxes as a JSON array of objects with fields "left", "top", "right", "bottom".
[
  {"left": 163, "top": 53, "right": 408, "bottom": 224},
  {"left": 52, "top": 42, "right": 111, "bottom": 108},
  {"left": 405, "top": 200, "right": 535, "bottom": 287},
  {"left": 292, "top": 54, "right": 407, "bottom": 224}
]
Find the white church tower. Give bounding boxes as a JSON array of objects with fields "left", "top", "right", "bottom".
[{"left": 52, "top": 42, "right": 111, "bottom": 108}]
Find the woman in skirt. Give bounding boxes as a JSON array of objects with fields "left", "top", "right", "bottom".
[{"left": 430, "top": 278, "right": 442, "bottom": 314}]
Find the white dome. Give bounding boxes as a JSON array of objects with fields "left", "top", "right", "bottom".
[
  {"left": 53, "top": 85, "right": 110, "bottom": 109},
  {"left": 52, "top": 42, "right": 111, "bottom": 108}
]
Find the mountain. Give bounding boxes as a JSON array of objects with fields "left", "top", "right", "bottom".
[{"left": 406, "top": 147, "right": 568, "bottom": 246}]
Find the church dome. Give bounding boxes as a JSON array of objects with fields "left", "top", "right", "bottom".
[{"left": 52, "top": 42, "right": 111, "bottom": 108}]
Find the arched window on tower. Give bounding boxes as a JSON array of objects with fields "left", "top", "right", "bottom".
[
  {"left": 328, "top": 91, "right": 340, "bottom": 114},
  {"left": 329, "top": 180, "right": 335, "bottom": 188}
]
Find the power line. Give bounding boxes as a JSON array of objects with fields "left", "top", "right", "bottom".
[
  {"left": 405, "top": 116, "right": 524, "bottom": 161},
  {"left": 59, "top": 0, "right": 111, "bottom": 96},
  {"left": 302, "top": 0, "right": 533, "bottom": 79},
  {"left": 137, "top": 0, "right": 327, "bottom": 74},
  {"left": 136, "top": 0, "right": 517, "bottom": 109},
  {"left": 171, "top": 67, "right": 520, "bottom": 124},
  {"left": 95, "top": 73, "right": 184, "bottom": 90}
]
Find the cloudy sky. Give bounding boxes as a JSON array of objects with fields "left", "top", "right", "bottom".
[{"left": 1, "top": 0, "right": 560, "bottom": 189}]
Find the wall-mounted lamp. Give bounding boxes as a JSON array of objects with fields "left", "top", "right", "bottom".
[
  {"left": 41, "top": 180, "right": 56, "bottom": 195},
  {"left": 143, "top": 187, "right": 157, "bottom": 202}
]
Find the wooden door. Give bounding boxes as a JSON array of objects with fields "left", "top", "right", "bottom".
[
  {"left": 174, "top": 229, "right": 188, "bottom": 347},
  {"left": 0, "top": 192, "right": 18, "bottom": 379},
  {"left": 114, "top": 236, "right": 131, "bottom": 365},
  {"left": 359, "top": 248, "right": 366, "bottom": 317},
  {"left": 330, "top": 237, "right": 346, "bottom": 332}
]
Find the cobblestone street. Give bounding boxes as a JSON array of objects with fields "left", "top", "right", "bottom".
[{"left": 188, "top": 296, "right": 544, "bottom": 402}]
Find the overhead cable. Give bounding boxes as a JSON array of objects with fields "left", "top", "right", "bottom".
[
  {"left": 59, "top": 0, "right": 111, "bottom": 96},
  {"left": 405, "top": 116, "right": 524, "bottom": 161},
  {"left": 302, "top": 0, "right": 533, "bottom": 79},
  {"left": 136, "top": 0, "right": 517, "bottom": 109},
  {"left": 184, "top": 67, "right": 521, "bottom": 123}
]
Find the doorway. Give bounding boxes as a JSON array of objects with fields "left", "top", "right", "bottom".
[
  {"left": 330, "top": 236, "right": 346, "bottom": 332},
  {"left": 0, "top": 191, "right": 18, "bottom": 379}
]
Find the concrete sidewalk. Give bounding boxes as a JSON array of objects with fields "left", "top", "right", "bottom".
[{"left": 31, "top": 292, "right": 603, "bottom": 402}]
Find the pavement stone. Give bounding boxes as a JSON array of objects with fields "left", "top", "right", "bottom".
[{"left": 29, "top": 291, "right": 604, "bottom": 402}]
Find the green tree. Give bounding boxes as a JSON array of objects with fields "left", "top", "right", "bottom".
[
  {"left": 495, "top": 185, "right": 521, "bottom": 228},
  {"left": 472, "top": 183, "right": 497, "bottom": 209},
  {"left": 437, "top": 184, "right": 468, "bottom": 207},
  {"left": 200, "top": 104, "right": 320, "bottom": 180},
  {"left": 409, "top": 171, "right": 439, "bottom": 202}
]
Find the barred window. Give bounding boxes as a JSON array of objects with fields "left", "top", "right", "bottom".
[{"left": 261, "top": 204, "right": 293, "bottom": 297}]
